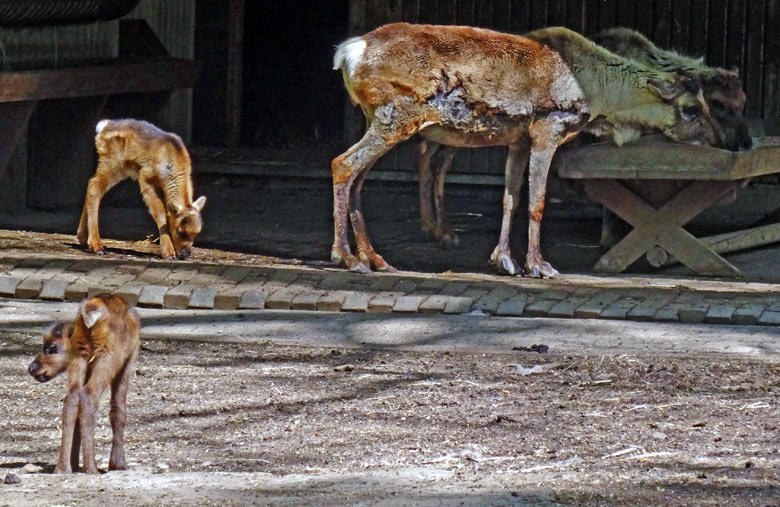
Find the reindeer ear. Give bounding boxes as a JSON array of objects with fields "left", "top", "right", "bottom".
[
  {"left": 81, "top": 301, "right": 107, "bottom": 329},
  {"left": 193, "top": 195, "right": 206, "bottom": 212},
  {"left": 167, "top": 201, "right": 183, "bottom": 216},
  {"left": 647, "top": 78, "right": 679, "bottom": 101}
]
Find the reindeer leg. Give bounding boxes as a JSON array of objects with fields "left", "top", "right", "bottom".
[
  {"left": 332, "top": 105, "right": 423, "bottom": 272},
  {"left": 490, "top": 146, "right": 529, "bottom": 275},
  {"left": 349, "top": 171, "right": 395, "bottom": 272},
  {"left": 138, "top": 177, "right": 176, "bottom": 260},
  {"left": 524, "top": 115, "right": 581, "bottom": 278},
  {"left": 109, "top": 347, "right": 137, "bottom": 471},
  {"left": 77, "top": 160, "right": 124, "bottom": 254},
  {"left": 431, "top": 145, "right": 459, "bottom": 247},
  {"left": 417, "top": 138, "right": 438, "bottom": 240},
  {"left": 69, "top": 417, "right": 81, "bottom": 472}
]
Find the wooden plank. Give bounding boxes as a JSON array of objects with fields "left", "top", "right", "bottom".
[
  {"left": 509, "top": 0, "right": 532, "bottom": 33},
  {"left": 0, "top": 101, "right": 34, "bottom": 181},
  {"left": 653, "top": 0, "right": 673, "bottom": 48},
  {"left": 565, "top": 0, "right": 586, "bottom": 33},
  {"left": 547, "top": 0, "right": 567, "bottom": 27},
  {"left": 475, "top": 0, "right": 493, "bottom": 27},
  {"left": 726, "top": 0, "right": 746, "bottom": 71},
  {"left": 436, "top": 0, "right": 457, "bottom": 25},
  {"left": 401, "top": 0, "right": 419, "bottom": 23},
  {"left": 762, "top": 0, "right": 779, "bottom": 118},
  {"left": 596, "top": 0, "right": 617, "bottom": 30},
  {"left": 584, "top": 179, "right": 741, "bottom": 276},
  {"left": 633, "top": 0, "right": 653, "bottom": 38},
  {"left": 529, "top": 0, "right": 548, "bottom": 29},
  {"left": 0, "top": 59, "right": 200, "bottom": 103},
  {"left": 27, "top": 95, "right": 108, "bottom": 209},
  {"left": 491, "top": 0, "right": 511, "bottom": 31},
  {"left": 670, "top": 0, "right": 691, "bottom": 53},
  {"left": 743, "top": 1, "right": 765, "bottom": 118},
  {"left": 584, "top": 0, "right": 600, "bottom": 35},
  {"left": 418, "top": 0, "right": 437, "bottom": 24},
  {"left": 706, "top": 0, "right": 728, "bottom": 66},
  {"left": 688, "top": 0, "right": 709, "bottom": 57},
  {"left": 648, "top": 222, "right": 780, "bottom": 266},
  {"left": 555, "top": 142, "right": 736, "bottom": 180},
  {"left": 457, "top": 0, "right": 477, "bottom": 26}
]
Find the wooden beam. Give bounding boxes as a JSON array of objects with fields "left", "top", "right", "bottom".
[
  {"left": 225, "top": 0, "right": 244, "bottom": 147},
  {"left": 648, "top": 222, "right": 780, "bottom": 267},
  {"left": 0, "top": 59, "right": 201, "bottom": 103}
]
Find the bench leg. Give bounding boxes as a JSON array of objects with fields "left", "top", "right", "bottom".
[{"left": 583, "top": 179, "right": 741, "bottom": 277}]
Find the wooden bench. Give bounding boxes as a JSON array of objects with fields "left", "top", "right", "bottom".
[{"left": 555, "top": 136, "right": 780, "bottom": 278}]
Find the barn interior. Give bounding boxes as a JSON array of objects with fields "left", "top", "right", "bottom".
[{"left": 0, "top": 0, "right": 778, "bottom": 279}]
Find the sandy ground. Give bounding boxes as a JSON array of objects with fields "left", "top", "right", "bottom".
[{"left": 0, "top": 300, "right": 778, "bottom": 506}]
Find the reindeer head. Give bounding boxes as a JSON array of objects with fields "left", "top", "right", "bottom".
[
  {"left": 700, "top": 69, "right": 751, "bottom": 151},
  {"left": 166, "top": 196, "right": 206, "bottom": 260},
  {"left": 28, "top": 322, "right": 74, "bottom": 383},
  {"left": 648, "top": 75, "right": 727, "bottom": 149}
]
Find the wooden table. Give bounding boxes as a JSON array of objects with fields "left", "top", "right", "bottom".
[{"left": 555, "top": 138, "right": 780, "bottom": 278}]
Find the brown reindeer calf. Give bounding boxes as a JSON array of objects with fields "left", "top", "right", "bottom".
[
  {"left": 28, "top": 294, "right": 140, "bottom": 474},
  {"left": 77, "top": 119, "right": 206, "bottom": 260}
]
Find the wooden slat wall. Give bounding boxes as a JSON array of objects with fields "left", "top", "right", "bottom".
[
  {"left": 126, "top": 0, "right": 195, "bottom": 142},
  {"left": 347, "top": 0, "right": 779, "bottom": 175}
]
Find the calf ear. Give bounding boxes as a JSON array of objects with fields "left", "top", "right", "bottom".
[
  {"left": 167, "top": 201, "right": 183, "bottom": 216},
  {"left": 193, "top": 195, "right": 206, "bottom": 211},
  {"left": 646, "top": 78, "right": 679, "bottom": 101},
  {"left": 81, "top": 301, "right": 107, "bottom": 329}
]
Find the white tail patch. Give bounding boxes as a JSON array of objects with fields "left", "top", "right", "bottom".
[
  {"left": 95, "top": 119, "right": 110, "bottom": 134},
  {"left": 333, "top": 37, "right": 366, "bottom": 78}
]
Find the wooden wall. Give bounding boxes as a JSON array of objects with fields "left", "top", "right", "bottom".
[{"left": 346, "top": 0, "right": 779, "bottom": 175}]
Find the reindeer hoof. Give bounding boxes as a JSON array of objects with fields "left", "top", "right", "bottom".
[
  {"left": 490, "top": 250, "right": 521, "bottom": 276},
  {"left": 525, "top": 261, "right": 559, "bottom": 279},
  {"left": 438, "top": 231, "right": 460, "bottom": 249}
]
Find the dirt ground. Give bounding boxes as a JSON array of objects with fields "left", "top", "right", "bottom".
[
  {"left": 4, "top": 173, "right": 780, "bottom": 281},
  {"left": 1, "top": 328, "right": 778, "bottom": 505}
]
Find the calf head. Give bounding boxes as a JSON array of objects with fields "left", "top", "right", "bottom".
[
  {"left": 649, "top": 76, "right": 726, "bottom": 149},
  {"left": 28, "top": 322, "right": 74, "bottom": 383},
  {"left": 699, "top": 69, "right": 751, "bottom": 151},
  {"left": 166, "top": 195, "right": 206, "bottom": 260}
]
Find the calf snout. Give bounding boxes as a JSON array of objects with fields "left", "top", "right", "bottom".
[
  {"left": 28, "top": 360, "right": 50, "bottom": 382},
  {"left": 177, "top": 247, "right": 191, "bottom": 260}
]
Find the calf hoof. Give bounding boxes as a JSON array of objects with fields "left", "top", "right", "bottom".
[
  {"left": 53, "top": 465, "right": 71, "bottom": 474},
  {"left": 109, "top": 460, "right": 126, "bottom": 471},
  {"left": 349, "top": 262, "right": 371, "bottom": 274}
]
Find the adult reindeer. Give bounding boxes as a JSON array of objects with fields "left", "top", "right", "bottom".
[
  {"left": 332, "top": 23, "right": 724, "bottom": 277},
  {"left": 418, "top": 27, "right": 751, "bottom": 252}
]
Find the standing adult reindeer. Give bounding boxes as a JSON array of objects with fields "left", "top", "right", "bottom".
[{"left": 332, "top": 23, "right": 725, "bottom": 277}]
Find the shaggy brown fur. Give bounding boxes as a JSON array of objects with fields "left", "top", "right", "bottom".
[
  {"left": 28, "top": 294, "right": 140, "bottom": 474},
  {"left": 77, "top": 119, "right": 206, "bottom": 260},
  {"left": 334, "top": 24, "right": 723, "bottom": 277},
  {"left": 592, "top": 27, "right": 751, "bottom": 151}
]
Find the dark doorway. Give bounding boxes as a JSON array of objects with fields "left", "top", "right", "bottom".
[{"left": 241, "top": 1, "right": 350, "bottom": 149}]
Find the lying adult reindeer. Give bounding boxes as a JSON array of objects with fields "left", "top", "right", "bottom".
[
  {"left": 28, "top": 294, "right": 140, "bottom": 474},
  {"left": 418, "top": 26, "right": 749, "bottom": 252},
  {"left": 591, "top": 27, "right": 751, "bottom": 151},
  {"left": 77, "top": 119, "right": 206, "bottom": 260},
  {"left": 333, "top": 23, "right": 725, "bottom": 277}
]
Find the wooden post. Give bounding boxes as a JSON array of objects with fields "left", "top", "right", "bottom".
[{"left": 225, "top": 0, "right": 244, "bottom": 147}]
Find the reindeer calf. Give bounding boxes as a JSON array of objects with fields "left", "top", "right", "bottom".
[
  {"left": 77, "top": 119, "right": 206, "bottom": 260},
  {"left": 28, "top": 294, "right": 140, "bottom": 474}
]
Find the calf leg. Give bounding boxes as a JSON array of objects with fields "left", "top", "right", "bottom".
[
  {"left": 70, "top": 417, "right": 81, "bottom": 472},
  {"left": 55, "top": 389, "right": 81, "bottom": 473},
  {"left": 79, "top": 356, "right": 115, "bottom": 474},
  {"left": 77, "top": 160, "right": 125, "bottom": 254},
  {"left": 490, "top": 146, "right": 529, "bottom": 275},
  {"left": 109, "top": 348, "right": 138, "bottom": 471},
  {"left": 138, "top": 177, "right": 177, "bottom": 259}
]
